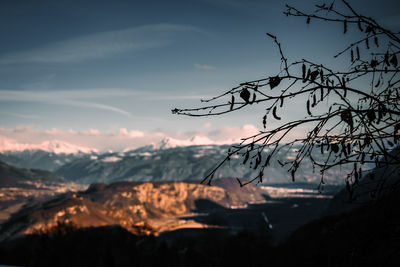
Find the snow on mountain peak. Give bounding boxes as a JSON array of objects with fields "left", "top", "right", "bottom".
[
  {"left": 154, "top": 136, "right": 230, "bottom": 149},
  {"left": 0, "top": 137, "right": 98, "bottom": 154}
]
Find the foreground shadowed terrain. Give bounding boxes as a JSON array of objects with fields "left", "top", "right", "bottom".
[
  {"left": 0, "top": 150, "right": 399, "bottom": 266},
  {"left": 0, "top": 186, "right": 399, "bottom": 267}
]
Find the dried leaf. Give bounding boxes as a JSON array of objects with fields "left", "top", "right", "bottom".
[
  {"left": 306, "top": 16, "right": 310, "bottom": 24},
  {"left": 240, "top": 88, "right": 250, "bottom": 103},
  {"left": 310, "top": 70, "right": 319, "bottom": 83},
  {"left": 365, "top": 38, "right": 370, "bottom": 49},
  {"left": 370, "top": 59, "right": 378, "bottom": 68},
  {"left": 230, "top": 95, "right": 235, "bottom": 111},
  {"left": 269, "top": 76, "right": 281, "bottom": 89},
  {"left": 367, "top": 110, "right": 376, "bottom": 123},
  {"left": 375, "top": 78, "right": 380, "bottom": 88},
  {"left": 312, "top": 93, "right": 316, "bottom": 107},
  {"left": 361, "top": 152, "right": 366, "bottom": 164},
  {"left": 302, "top": 64, "right": 306, "bottom": 81},
  {"left": 306, "top": 99, "right": 312, "bottom": 115},
  {"left": 258, "top": 170, "right": 264, "bottom": 183},
  {"left": 374, "top": 36, "right": 379, "bottom": 47},
  {"left": 384, "top": 51, "right": 390, "bottom": 65},
  {"left": 364, "top": 135, "right": 372, "bottom": 146},
  {"left": 390, "top": 54, "right": 398, "bottom": 67},
  {"left": 272, "top": 106, "right": 281, "bottom": 120},
  {"left": 243, "top": 150, "right": 249, "bottom": 165},
  {"left": 313, "top": 126, "right": 318, "bottom": 135},
  {"left": 262, "top": 115, "right": 267, "bottom": 129},
  {"left": 343, "top": 20, "right": 347, "bottom": 34},
  {"left": 264, "top": 154, "right": 271, "bottom": 166},
  {"left": 341, "top": 110, "right": 354, "bottom": 132},
  {"left": 254, "top": 151, "right": 262, "bottom": 169},
  {"left": 331, "top": 143, "right": 339, "bottom": 153},
  {"left": 320, "top": 69, "right": 324, "bottom": 83},
  {"left": 342, "top": 142, "right": 347, "bottom": 157},
  {"left": 304, "top": 69, "right": 311, "bottom": 82},
  {"left": 377, "top": 107, "right": 383, "bottom": 124},
  {"left": 356, "top": 46, "right": 360, "bottom": 60},
  {"left": 357, "top": 19, "right": 363, "bottom": 32}
]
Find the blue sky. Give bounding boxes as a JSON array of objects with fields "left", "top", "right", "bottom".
[{"left": 0, "top": 0, "right": 399, "bottom": 150}]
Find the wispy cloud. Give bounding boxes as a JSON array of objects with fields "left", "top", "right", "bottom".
[
  {"left": 0, "top": 88, "right": 217, "bottom": 117},
  {"left": 0, "top": 112, "right": 43, "bottom": 120},
  {"left": 0, "top": 89, "right": 132, "bottom": 117},
  {"left": 66, "top": 100, "right": 132, "bottom": 117},
  {"left": 0, "top": 24, "right": 202, "bottom": 64},
  {"left": 194, "top": 63, "right": 216, "bottom": 70}
]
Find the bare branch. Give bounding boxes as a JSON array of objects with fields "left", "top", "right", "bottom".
[{"left": 172, "top": 1, "right": 400, "bottom": 193}]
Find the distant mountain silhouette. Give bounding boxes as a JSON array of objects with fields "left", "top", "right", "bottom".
[{"left": 0, "top": 161, "right": 63, "bottom": 187}]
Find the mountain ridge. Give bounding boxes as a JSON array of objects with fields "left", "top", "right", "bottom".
[
  {"left": 0, "top": 138, "right": 99, "bottom": 155},
  {"left": 0, "top": 178, "right": 267, "bottom": 241}
]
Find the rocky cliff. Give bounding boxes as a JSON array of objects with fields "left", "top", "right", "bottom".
[{"left": 0, "top": 178, "right": 267, "bottom": 241}]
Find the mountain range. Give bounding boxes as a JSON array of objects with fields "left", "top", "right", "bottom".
[
  {"left": 0, "top": 137, "right": 353, "bottom": 242},
  {"left": 0, "top": 138, "right": 98, "bottom": 155},
  {"left": 0, "top": 138, "right": 351, "bottom": 185},
  {"left": 0, "top": 139, "right": 98, "bottom": 171}
]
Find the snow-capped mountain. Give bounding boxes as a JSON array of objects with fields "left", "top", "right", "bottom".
[
  {"left": 0, "top": 136, "right": 352, "bottom": 185},
  {"left": 0, "top": 138, "right": 98, "bottom": 154},
  {"left": 153, "top": 136, "right": 233, "bottom": 150},
  {"left": 0, "top": 138, "right": 98, "bottom": 171}
]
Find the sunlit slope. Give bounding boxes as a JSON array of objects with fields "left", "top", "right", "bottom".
[{"left": 0, "top": 178, "right": 266, "bottom": 241}]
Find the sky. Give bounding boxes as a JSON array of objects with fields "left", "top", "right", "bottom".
[{"left": 0, "top": 0, "right": 399, "bottom": 151}]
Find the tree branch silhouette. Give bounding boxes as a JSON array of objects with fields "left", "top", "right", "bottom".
[{"left": 172, "top": 0, "right": 400, "bottom": 197}]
